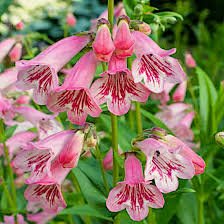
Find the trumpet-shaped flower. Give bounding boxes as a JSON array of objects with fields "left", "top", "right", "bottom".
[
  {"left": 1, "top": 214, "right": 27, "bottom": 224},
  {"left": 136, "top": 133, "right": 205, "bottom": 193},
  {"left": 47, "top": 51, "right": 101, "bottom": 125},
  {"left": 16, "top": 36, "right": 90, "bottom": 105},
  {"left": 106, "top": 153, "right": 164, "bottom": 221},
  {"left": 9, "top": 43, "right": 22, "bottom": 62},
  {"left": 132, "top": 31, "right": 186, "bottom": 93},
  {"left": 90, "top": 55, "right": 150, "bottom": 115},
  {"left": 0, "top": 38, "right": 16, "bottom": 62},
  {"left": 13, "top": 130, "right": 81, "bottom": 184}
]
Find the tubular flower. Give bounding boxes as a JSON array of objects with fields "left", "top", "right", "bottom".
[
  {"left": 172, "top": 81, "right": 187, "bottom": 102},
  {"left": 0, "top": 95, "right": 15, "bottom": 124},
  {"left": 13, "top": 130, "right": 80, "bottom": 184},
  {"left": 135, "top": 131, "right": 205, "bottom": 193},
  {"left": 103, "top": 147, "right": 122, "bottom": 170},
  {"left": 106, "top": 153, "right": 164, "bottom": 221},
  {"left": 47, "top": 51, "right": 102, "bottom": 125},
  {"left": 113, "top": 16, "right": 134, "bottom": 58},
  {"left": 92, "top": 18, "right": 115, "bottom": 62},
  {"left": 0, "top": 38, "right": 16, "bottom": 63},
  {"left": 90, "top": 55, "right": 150, "bottom": 115},
  {"left": 14, "top": 106, "right": 62, "bottom": 139},
  {"left": 156, "top": 103, "right": 195, "bottom": 143},
  {"left": 16, "top": 35, "right": 90, "bottom": 105},
  {"left": 132, "top": 31, "right": 186, "bottom": 93},
  {"left": 24, "top": 160, "right": 71, "bottom": 213},
  {"left": 9, "top": 43, "right": 22, "bottom": 62}
]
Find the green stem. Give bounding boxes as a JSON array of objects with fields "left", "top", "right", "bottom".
[
  {"left": 198, "top": 198, "right": 204, "bottom": 224},
  {"left": 111, "top": 113, "right": 119, "bottom": 186},
  {"left": 147, "top": 208, "right": 156, "bottom": 224},
  {"left": 0, "top": 175, "right": 15, "bottom": 211},
  {"left": 128, "top": 110, "right": 135, "bottom": 131},
  {"left": 108, "top": 0, "right": 114, "bottom": 31},
  {"left": 95, "top": 144, "right": 109, "bottom": 194},
  {"left": 3, "top": 142, "right": 17, "bottom": 208},
  {"left": 135, "top": 102, "right": 143, "bottom": 135}
]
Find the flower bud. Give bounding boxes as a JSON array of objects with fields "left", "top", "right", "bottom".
[
  {"left": 9, "top": 43, "right": 22, "bottom": 62},
  {"left": 92, "top": 18, "right": 115, "bottom": 62},
  {"left": 15, "top": 21, "right": 24, "bottom": 30},
  {"left": 130, "top": 20, "right": 151, "bottom": 35},
  {"left": 185, "top": 52, "right": 196, "bottom": 68},
  {"left": 66, "top": 12, "right": 76, "bottom": 27},
  {"left": 215, "top": 132, "right": 224, "bottom": 147}
]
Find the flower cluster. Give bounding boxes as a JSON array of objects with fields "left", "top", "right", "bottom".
[{"left": 106, "top": 128, "right": 205, "bottom": 221}]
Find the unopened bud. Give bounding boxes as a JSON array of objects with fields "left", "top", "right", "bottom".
[
  {"left": 15, "top": 21, "right": 24, "bottom": 30},
  {"left": 130, "top": 20, "right": 151, "bottom": 35},
  {"left": 150, "top": 127, "right": 167, "bottom": 138},
  {"left": 134, "top": 4, "right": 143, "bottom": 16},
  {"left": 215, "top": 132, "right": 224, "bottom": 147}
]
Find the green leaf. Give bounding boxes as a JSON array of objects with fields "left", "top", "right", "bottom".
[
  {"left": 60, "top": 204, "right": 113, "bottom": 221},
  {"left": 0, "top": 0, "right": 12, "bottom": 16},
  {"left": 141, "top": 109, "right": 174, "bottom": 134},
  {"left": 5, "top": 125, "right": 17, "bottom": 139},
  {"left": 72, "top": 168, "right": 106, "bottom": 205}
]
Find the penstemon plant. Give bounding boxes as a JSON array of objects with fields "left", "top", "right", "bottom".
[{"left": 0, "top": 0, "right": 224, "bottom": 224}]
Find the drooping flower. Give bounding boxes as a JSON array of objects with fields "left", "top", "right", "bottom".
[
  {"left": 92, "top": 19, "right": 115, "bottom": 62},
  {"left": 113, "top": 16, "right": 134, "bottom": 58},
  {"left": 13, "top": 130, "right": 81, "bottom": 184},
  {"left": 0, "top": 131, "right": 37, "bottom": 158},
  {"left": 106, "top": 153, "right": 164, "bottom": 221},
  {"left": 9, "top": 43, "right": 22, "bottom": 62},
  {"left": 14, "top": 106, "right": 62, "bottom": 139},
  {"left": 136, "top": 137, "right": 195, "bottom": 193},
  {"left": 24, "top": 160, "right": 71, "bottom": 213},
  {"left": 185, "top": 52, "right": 196, "bottom": 68},
  {"left": 1, "top": 214, "right": 27, "bottom": 224},
  {"left": 0, "top": 38, "right": 16, "bottom": 63},
  {"left": 16, "top": 35, "right": 90, "bottom": 105},
  {"left": 90, "top": 55, "right": 150, "bottom": 115},
  {"left": 156, "top": 103, "right": 195, "bottom": 143},
  {"left": 66, "top": 12, "right": 76, "bottom": 27},
  {"left": 47, "top": 51, "right": 102, "bottom": 125},
  {"left": 162, "top": 134, "right": 205, "bottom": 175},
  {"left": 132, "top": 31, "right": 186, "bottom": 93}
]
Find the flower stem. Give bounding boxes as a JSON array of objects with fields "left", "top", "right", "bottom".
[
  {"left": 111, "top": 113, "right": 119, "bottom": 186},
  {"left": 95, "top": 144, "right": 109, "bottom": 194},
  {"left": 198, "top": 198, "right": 204, "bottom": 224},
  {"left": 0, "top": 120, "right": 17, "bottom": 209},
  {"left": 108, "top": 0, "right": 114, "bottom": 31},
  {"left": 135, "top": 102, "right": 143, "bottom": 135}
]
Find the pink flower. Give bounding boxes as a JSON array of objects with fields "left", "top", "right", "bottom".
[
  {"left": 0, "top": 95, "right": 15, "bottom": 124},
  {"left": 163, "top": 135, "right": 205, "bottom": 175},
  {"left": 9, "top": 43, "right": 22, "bottom": 62},
  {"left": 132, "top": 31, "right": 186, "bottom": 93},
  {"left": 172, "top": 81, "right": 187, "bottom": 102},
  {"left": 113, "top": 16, "right": 134, "bottom": 58},
  {"left": 13, "top": 130, "right": 81, "bottom": 184},
  {"left": 90, "top": 55, "right": 150, "bottom": 115},
  {"left": 136, "top": 133, "right": 205, "bottom": 193},
  {"left": 27, "top": 211, "right": 58, "bottom": 224},
  {"left": 16, "top": 35, "right": 90, "bottom": 105},
  {"left": 24, "top": 160, "right": 70, "bottom": 213},
  {"left": 0, "top": 68, "right": 18, "bottom": 92},
  {"left": 15, "top": 21, "right": 24, "bottom": 30},
  {"left": 0, "top": 38, "right": 16, "bottom": 63},
  {"left": 185, "top": 52, "right": 196, "bottom": 68},
  {"left": 1, "top": 214, "right": 27, "bottom": 224},
  {"left": 156, "top": 103, "right": 195, "bottom": 143},
  {"left": 15, "top": 95, "right": 30, "bottom": 105},
  {"left": 106, "top": 153, "right": 164, "bottom": 221},
  {"left": 92, "top": 19, "right": 115, "bottom": 62},
  {"left": 14, "top": 106, "right": 62, "bottom": 139},
  {"left": 66, "top": 13, "right": 76, "bottom": 27},
  {"left": 47, "top": 51, "right": 102, "bottom": 125}
]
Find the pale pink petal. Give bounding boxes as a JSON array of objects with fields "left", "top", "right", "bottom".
[
  {"left": 25, "top": 184, "right": 66, "bottom": 213},
  {"left": 173, "top": 81, "right": 187, "bottom": 102},
  {"left": 126, "top": 205, "right": 149, "bottom": 221},
  {"left": 132, "top": 31, "right": 176, "bottom": 57},
  {"left": 0, "top": 38, "right": 16, "bottom": 62},
  {"left": 0, "top": 68, "right": 18, "bottom": 91},
  {"left": 9, "top": 43, "right": 22, "bottom": 62}
]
